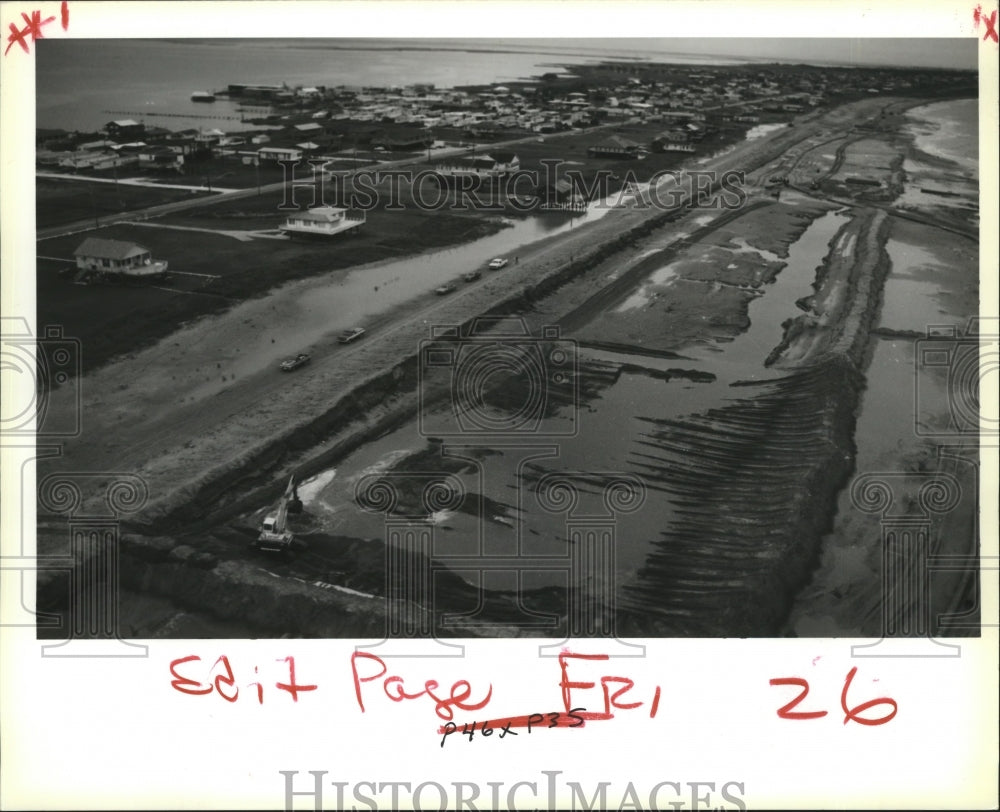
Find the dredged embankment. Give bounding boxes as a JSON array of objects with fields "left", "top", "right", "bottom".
[
  {"left": 38, "top": 100, "right": 911, "bottom": 638},
  {"left": 614, "top": 208, "right": 893, "bottom": 635}
]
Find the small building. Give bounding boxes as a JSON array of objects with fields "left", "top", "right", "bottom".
[
  {"left": 105, "top": 119, "right": 145, "bottom": 141},
  {"left": 258, "top": 146, "right": 303, "bottom": 163},
  {"left": 138, "top": 145, "right": 184, "bottom": 171},
  {"left": 72, "top": 238, "right": 168, "bottom": 279},
  {"left": 535, "top": 178, "right": 586, "bottom": 211},
  {"left": 281, "top": 206, "right": 365, "bottom": 237},
  {"left": 653, "top": 128, "right": 691, "bottom": 147},
  {"left": 77, "top": 139, "right": 116, "bottom": 152},
  {"left": 294, "top": 122, "right": 325, "bottom": 136},
  {"left": 433, "top": 151, "right": 520, "bottom": 184},
  {"left": 164, "top": 129, "right": 199, "bottom": 155},
  {"left": 372, "top": 131, "right": 432, "bottom": 152},
  {"left": 587, "top": 135, "right": 641, "bottom": 159},
  {"left": 195, "top": 128, "right": 225, "bottom": 148},
  {"left": 657, "top": 143, "right": 696, "bottom": 153}
]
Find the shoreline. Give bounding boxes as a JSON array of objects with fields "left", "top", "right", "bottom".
[{"left": 34, "top": 91, "right": 982, "bottom": 639}]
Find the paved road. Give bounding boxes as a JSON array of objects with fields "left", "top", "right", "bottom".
[
  {"left": 45, "top": 96, "right": 930, "bottom": 520},
  {"left": 36, "top": 99, "right": 811, "bottom": 242},
  {"left": 35, "top": 122, "right": 625, "bottom": 241}
]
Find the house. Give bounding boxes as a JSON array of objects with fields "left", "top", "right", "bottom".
[
  {"left": 258, "top": 146, "right": 303, "bottom": 163},
  {"left": 164, "top": 130, "right": 199, "bottom": 155},
  {"left": 138, "top": 145, "right": 184, "bottom": 171},
  {"left": 58, "top": 152, "right": 135, "bottom": 171},
  {"left": 535, "top": 178, "right": 586, "bottom": 210},
  {"left": 432, "top": 152, "right": 519, "bottom": 185},
  {"left": 587, "top": 135, "right": 641, "bottom": 159},
  {"left": 77, "top": 139, "right": 116, "bottom": 152},
  {"left": 294, "top": 122, "right": 325, "bottom": 136},
  {"left": 195, "top": 128, "right": 225, "bottom": 148},
  {"left": 488, "top": 151, "right": 519, "bottom": 173},
  {"left": 653, "top": 128, "right": 691, "bottom": 147},
  {"left": 72, "top": 238, "right": 168, "bottom": 279},
  {"left": 372, "top": 131, "right": 432, "bottom": 151},
  {"left": 105, "top": 119, "right": 145, "bottom": 141},
  {"left": 281, "top": 206, "right": 365, "bottom": 237}
]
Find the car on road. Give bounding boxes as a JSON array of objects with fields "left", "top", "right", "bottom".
[
  {"left": 435, "top": 283, "right": 457, "bottom": 295},
  {"left": 338, "top": 327, "right": 366, "bottom": 344},
  {"left": 488, "top": 257, "right": 508, "bottom": 270},
  {"left": 280, "top": 353, "right": 311, "bottom": 372},
  {"left": 462, "top": 270, "right": 481, "bottom": 282}
]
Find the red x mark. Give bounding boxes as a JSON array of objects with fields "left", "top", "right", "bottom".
[
  {"left": 974, "top": 4, "right": 999, "bottom": 43},
  {"left": 4, "top": 9, "right": 55, "bottom": 56},
  {"left": 983, "top": 9, "right": 999, "bottom": 41}
]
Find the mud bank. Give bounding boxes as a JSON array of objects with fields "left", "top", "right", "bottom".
[
  {"left": 616, "top": 358, "right": 864, "bottom": 636},
  {"left": 129, "top": 176, "right": 770, "bottom": 531},
  {"left": 768, "top": 208, "right": 891, "bottom": 367},
  {"left": 36, "top": 526, "right": 541, "bottom": 638},
  {"left": 613, "top": 211, "right": 894, "bottom": 635},
  {"left": 38, "top": 98, "right": 922, "bottom": 638}
]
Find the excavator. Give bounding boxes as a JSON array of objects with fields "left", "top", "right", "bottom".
[{"left": 255, "top": 475, "right": 303, "bottom": 553}]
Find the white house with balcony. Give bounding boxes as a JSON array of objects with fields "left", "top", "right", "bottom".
[{"left": 281, "top": 206, "right": 365, "bottom": 237}]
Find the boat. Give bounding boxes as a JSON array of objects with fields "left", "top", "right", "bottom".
[{"left": 191, "top": 91, "right": 216, "bottom": 103}]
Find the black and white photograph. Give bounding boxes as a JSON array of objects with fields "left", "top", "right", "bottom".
[
  {"left": 27, "top": 33, "right": 984, "bottom": 641},
  {"left": 1, "top": 2, "right": 997, "bottom": 810}
]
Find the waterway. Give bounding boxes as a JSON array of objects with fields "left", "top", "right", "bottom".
[
  {"left": 786, "top": 98, "right": 981, "bottom": 635},
  {"left": 260, "top": 202, "right": 853, "bottom": 601}
]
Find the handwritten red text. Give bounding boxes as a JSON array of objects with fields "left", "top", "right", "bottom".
[
  {"left": 5, "top": 2, "right": 68, "bottom": 56},
  {"left": 770, "top": 666, "right": 897, "bottom": 726},
  {"left": 169, "top": 655, "right": 317, "bottom": 705}
]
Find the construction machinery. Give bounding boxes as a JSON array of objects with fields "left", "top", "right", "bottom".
[{"left": 255, "top": 476, "right": 303, "bottom": 553}]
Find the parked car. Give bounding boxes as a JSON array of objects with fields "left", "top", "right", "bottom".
[
  {"left": 488, "top": 257, "right": 508, "bottom": 270},
  {"left": 462, "top": 270, "right": 482, "bottom": 282},
  {"left": 337, "top": 327, "right": 366, "bottom": 344},
  {"left": 280, "top": 353, "right": 311, "bottom": 372},
  {"left": 435, "top": 283, "right": 457, "bottom": 295}
]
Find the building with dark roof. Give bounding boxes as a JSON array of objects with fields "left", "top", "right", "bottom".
[
  {"left": 73, "top": 238, "right": 168, "bottom": 278},
  {"left": 586, "top": 135, "right": 642, "bottom": 158}
]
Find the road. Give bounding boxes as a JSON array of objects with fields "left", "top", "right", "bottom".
[
  {"left": 42, "top": 95, "right": 932, "bottom": 525},
  {"left": 35, "top": 121, "right": 625, "bottom": 241},
  {"left": 36, "top": 98, "right": 813, "bottom": 241}
]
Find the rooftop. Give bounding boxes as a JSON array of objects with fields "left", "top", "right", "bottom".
[{"left": 73, "top": 237, "right": 150, "bottom": 259}]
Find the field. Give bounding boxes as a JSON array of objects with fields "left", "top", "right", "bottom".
[
  {"left": 37, "top": 203, "right": 506, "bottom": 373},
  {"left": 36, "top": 177, "right": 217, "bottom": 229}
]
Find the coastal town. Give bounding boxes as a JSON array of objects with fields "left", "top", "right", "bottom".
[
  {"left": 32, "top": 52, "right": 980, "bottom": 644},
  {"left": 37, "top": 60, "right": 973, "bottom": 366}
]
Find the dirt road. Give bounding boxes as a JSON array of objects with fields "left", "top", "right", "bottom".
[{"left": 39, "top": 96, "right": 909, "bottom": 527}]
